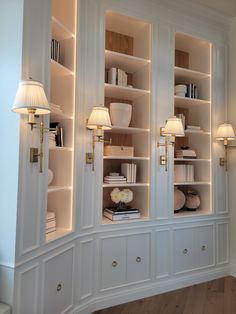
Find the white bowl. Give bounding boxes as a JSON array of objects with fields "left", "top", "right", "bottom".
[{"left": 110, "top": 103, "right": 132, "bottom": 127}]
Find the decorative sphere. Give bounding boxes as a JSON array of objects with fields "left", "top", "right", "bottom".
[{"left": 174, "top": 188, "right": 185, "bottom": 211}]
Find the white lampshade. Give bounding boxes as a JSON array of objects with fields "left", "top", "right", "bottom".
[
  {"left": 87, "top": 106, "right": 112, "bottom": 130},
  {"left": 163, "top": 116, "right": 185, "bottom": 137},
  {"left": 216, "top": 123, "right": 235, "bottom": 141},
  {"left": 12, "top": 80, "right": 50, "bottom": 115}
]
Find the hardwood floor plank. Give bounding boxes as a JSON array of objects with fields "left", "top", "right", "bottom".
[{"left": 94, "top": 277, "right": 236, "bottom": 314}]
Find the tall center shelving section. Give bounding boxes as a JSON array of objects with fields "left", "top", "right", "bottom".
[
  {"left": 102, "top": 11, "right": 151, "bottom": 224},
  {"left": 46, "top": 0, "right": 77, "bottom": 241},
  {"left": 173, "top": 32, "right": 212, "bottom": 217}
]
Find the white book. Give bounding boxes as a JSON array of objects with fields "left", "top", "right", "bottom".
[
  {"left": 121, "top": 163, "right": 129, "bottom": 181},
  {"left": 46, "top": 220, "right": 56, "bottom": 229},
  {"left": 117, "top": 68, "right": 123, "bottom": 86},
  {"left": 108, "top": 67, "right": 117, "bottom": 85},
  {"left": 104, "top": 176, "right": 125, "bottom": 180}
]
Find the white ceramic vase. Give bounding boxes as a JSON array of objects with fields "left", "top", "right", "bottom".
[
  {"left": 110, "top": 102, "right": 132, "bottom": 127},
  {"left": 48, "top": 169, "right": 54, "bottom": 185}
]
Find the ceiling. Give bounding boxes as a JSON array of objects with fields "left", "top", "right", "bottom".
[{"left": 188, "top": 0, "right": 236, "bottom": 18}]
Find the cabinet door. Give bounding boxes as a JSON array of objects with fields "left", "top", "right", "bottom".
[
  {"left": 43, "top": 247, "right": 74, "bottom": 314},
  {"left": 101, "top": 237, "right": 126, "bottom": 289},
  {"left": 194, "top": 225, "right": 214, "bottom": 269},
  {"left": 127, "top": 234, "right": 151, "bottom": 283},
  {"left": 173, "top": 228, "right": 194, "bottom": 274}
]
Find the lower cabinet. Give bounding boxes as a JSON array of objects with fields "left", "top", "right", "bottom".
[
  {"left": 42, "top": 246, "right": 74, "bottom": 314},
  {"left": 173, "top": 224, "right": 214, "bottom": 274},
  {"left": 100, "top": 233, "right": 151, "bottom": 290}
]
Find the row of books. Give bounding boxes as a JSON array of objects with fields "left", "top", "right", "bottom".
[
  {"left": 186, "top": 83, "right": 198, "bottom": 99},
  {"left": 103, "top": 208, "right": 140, "bottom": 221},
  {"left": 121, "top": 163, "right": 137, "bottom": 183},
  {"left": 49, "top": 122, "right": 64, "bottom": 148},
  {"left": 174, "top": 164, "right": 194, "bottom": 182},
  {"left": 51, "top": 39, "right": 60, "bottom": 63},
  {"left": 108, "top": 67, "right": 128, "bottom": 87},
  {"left": 46, "top": 211, "right": 56, "bottom": 234}
]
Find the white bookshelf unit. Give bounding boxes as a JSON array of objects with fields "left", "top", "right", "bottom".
[
  {"left": 102, "top": 11, "right": 151, "bottom": 224},
  {"left": 174, "top": 32, "right": 212, "bottom": 217},
  {"left": 46, "top": 0, "right": 77, "bottom": 241}
]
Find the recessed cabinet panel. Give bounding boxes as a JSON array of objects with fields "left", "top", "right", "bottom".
[
  {"left": 127, "top": 234, "right": 150, "bottom": 283},
  {"left": 173, "top": 228, "right": 195, "bottom": 274},
  {"left": 156, "top": 230, "right": 170, "bottom": 278},
  {"left": 217, "top": 223, "right": 229, "bottom": 264},
  {"left": 101, "top": 237, "right": 126, "bottom": 289},
  {"left": 195, "top": 225, "right": 214, "bottom": 269},
  {"left": 43, "top": 248, "right": 74, "bottom": 314}
]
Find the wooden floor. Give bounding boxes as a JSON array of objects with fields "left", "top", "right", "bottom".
[{"left": 94, "top": 277, "right": 236, "bottom": 314}]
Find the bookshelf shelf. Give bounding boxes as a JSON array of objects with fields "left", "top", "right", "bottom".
[
  {"left": 174, "top": 181, "right": 211, "bottom": 186},
  {"left": 174, "top": 95, "right": 210, "bottom": 107},
  {"left": 174, "top": 158, "right": 210, "bottom": 162},
  {"left": 104, "top": 83, "right": 149, "bottom": 100},
  {"left": 175, "top": 66, "right": 210, "bottom": 82},
  {"left": 46, "top": 228, "right": 72, "bottom": 242},
  {"left": 103, "top": 183, "right": 149, "bottom": 188},
  {"left": 106, "top": 126, "right": 150, "bottom": 134},
  {"left": 103, "top": 156, "right": 150, "bottom": 160},
  {"left": 51, "top": 59, "right": 74, "bottom": 77},
  {"left": 48, "top": 186, "right": 72, "bottom": 193},
  {"left": 52, "top": 16, "right": 75, "bottom": 41},
  {"left": 105, "top": 50, "right": 150, "bottom": 73}
]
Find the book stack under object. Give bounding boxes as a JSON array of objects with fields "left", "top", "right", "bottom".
[
  {"left": 186, "top": 125, "right": 203, "bottom": 132},
  {"left": 46, "top": 211, "right": 56, "bottom": 234},
  {"left": 103, "top": 208, "right": 140, "bottom": 221},
  {"left": 121, "top": 163, "right": 137, "bottom": 183},
  {"left": 104, "top": 173, "right": 127, "bottom": 184},
  {"left": 176, "top": 149, "right": 197, "bottom": 159}
]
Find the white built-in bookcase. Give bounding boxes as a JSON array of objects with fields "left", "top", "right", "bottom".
[
  {"left": 103, "top": 11, "right": 151, "bottom": 224},
  {"left": 46, "top": 0, "right": 76, "bottom": 241},
  {"left": 174, "top": 32, "right": 212, "bottom": 217}
]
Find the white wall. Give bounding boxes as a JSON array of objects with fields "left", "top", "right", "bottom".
[
  {"left": 229, "top": 18, "right": 236, "bottom": 273},
  {"left": 0, "top": 0, "right": 24, "bottom": 267}
]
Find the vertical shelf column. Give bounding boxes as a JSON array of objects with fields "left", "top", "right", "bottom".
[{"left": 46, "top": 0, "right": 77, "bottom": 241}]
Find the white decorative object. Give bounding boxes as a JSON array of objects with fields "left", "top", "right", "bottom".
[
  {"left": 48, "top": 169, "right": 54, "bottom": 185},
  {"left": 185, "top": 190, "right": 200, "bottom": 210},
  {"left": 175, "top": 84, "right": 187, "bottom": 97},
  {"left": 109, "top": 102, "right": 132, "bottom": 127},
  {"left": 174, "top": 188, "right": 185, "bottom": 212}
]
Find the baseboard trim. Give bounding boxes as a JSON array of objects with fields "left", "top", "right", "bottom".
[
  {"left": 230, "top": 261, "right": 236, "bottom": 277},
  {"left": 73, "top": 266, "right": 230, "bottom": 314}
]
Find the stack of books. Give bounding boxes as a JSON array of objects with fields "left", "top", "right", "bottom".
[
  {"left": 175, "top": 149, "right": 197, "bottom": 159},
  {"left": 50, "top": 103, "right": 62, "bottom": 114},
  {"left": 186, "top": 83, "right": 198, "bottom": 98},
  {"left": 104, "top": 173, "right": 127, "bottom": 184},
  {"left": 108, "top": 67, "right": 128, "bottom": 87},
  {"left": 46, "top": 211, "right": 56, "bottom": 234},
  {"left": 121, "top": 163, "right": 137, "bottom": 183},
  {"left": 186, "top": 125, "right": 203, "bottom": 132},
  {"left": 103, "top": 208, "right": 140, "bottom": 221},
  {"left": 49, "top": 131, "right": 57, "bottom": 148}
]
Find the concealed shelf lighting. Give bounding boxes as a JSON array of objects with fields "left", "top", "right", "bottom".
[
  {"left": 216, "top": 123, "right": 236, "bottom": 171},
  {"left": 12, "top": 79, "right": 51, "bottom": 172},
  {"left": 86, "top": 105, "right": 112, "bottom": 171},
  {"left": 158, "top": 116, "right": 185, "bottom": 171}
]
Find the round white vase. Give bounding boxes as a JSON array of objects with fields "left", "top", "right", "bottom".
[
  {"left": 110, "top": 103, "right": 132, "bottom": 127},
  {"left": 48, "top": 168, "right": 54, "bottom": 185}
]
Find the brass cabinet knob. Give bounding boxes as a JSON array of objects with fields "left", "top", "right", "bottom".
[
  {"left": 136, "top": 256, "right": 141, "bottom": 263},
  {"left": 56, "top": 283, "right": 62, "bottom": 292},
  {"left": 112, "top": 260, "right": 118, "bottom": 267},
  {"left": 201, "top": 245, "right": 206, "bottom": 251},
  {"left": 183, "top": 248, "right": 188, "bottom": 255}
]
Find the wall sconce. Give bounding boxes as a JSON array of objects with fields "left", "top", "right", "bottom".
[
  {"left": 158, "top": 116, "right": 185, "bottom": 171},
  {"left": 86, "top": 105, "right": 112, "bottom": 171},
  {"left": 216, "top": 123, "right": 236, "bottom": 171},
  {"left": 12, "top": 79, "right": 51, "bottom": 173}
]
